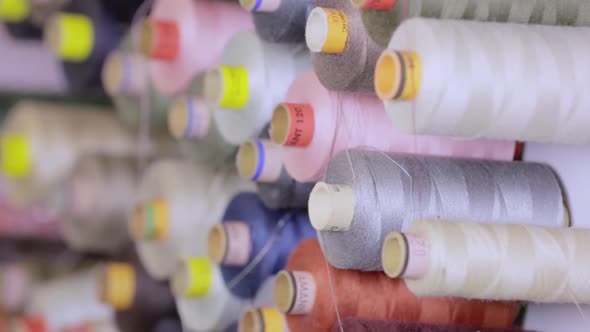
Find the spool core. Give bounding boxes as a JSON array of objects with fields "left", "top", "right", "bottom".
[
  {"left": 240, "top": 0, "right": 281, "bottom": 12},
  {"left": 171, "top": 258, "right": 212, "bottom": 298},
  {"left": 208, "top": 222, "right": 252, "bottom": 266},
  {"left": 375, "top": 49, "right": 422, "bottom": 101},
  {"left": 44, "top": 13, "right": 94, "bottom": 61},
  {"left": 204, "top": 66, "right": 250, "bottom": 109},
  {"left": 240, "top": 307, "right": 285, "bottom": 332},
  {"left": 308, "top": 182, "right": 355, "bottom": 232},
  {"left": 306, "top": 7, "right": 348, "bottom": 54},
  {"left": 1, "top": 134, "right": 31, "bottom": 178},
  {"left": 102, "top": 52, "right": 144, "bottom": 96},
  {"left": 382, "top": 232, "right": 430, "bottom": 279},
  {"left": 270, "top": 103, "right": 315, "bottom": 147},
  {"left": 132, "top": 200, "right": 168, "bottom": 241},
  {"left": 237, "top": 140, "right": 283, "bottom": 182},
  {"left": 98, "top": 263, "right": 135, "bottom": 310},
  {"left": 167, "top": 97, "right": 211, "bottom": 139},
  {"left": 275, "top": 270, "right": 316, "bottom": 315},
  {"left": 0, "top": 0, "right": 31, "bottom": 22},
  {"left": 140, "top": 19, "right": 180, "bottom": 61}
]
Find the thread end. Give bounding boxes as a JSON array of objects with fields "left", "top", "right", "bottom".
[{"left": 308, "top": 182, "right": 354, "bottom": 232}]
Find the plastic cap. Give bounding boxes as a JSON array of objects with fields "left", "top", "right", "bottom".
[
  {"left": 308, "top": 182, "right": 355, "bottom": 232},
  {"left": 0, "top": 0, "right": 30, "bottom": 22},
  {"left": 44, "top": 13, "right": 94, "bottom": 62}
]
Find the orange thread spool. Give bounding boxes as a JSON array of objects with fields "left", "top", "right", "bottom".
[{"left": 281, "top": 239, "right": 517, "bottom": 332}]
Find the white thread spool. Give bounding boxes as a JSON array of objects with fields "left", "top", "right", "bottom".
[
  {"left": 132, "top": 160, "right": 253, "bottom": 280},
  {"left": 0, "top": 101, "right": 137, "bottom": 207},
  {"left": 60, "top": 155, "right": 138, "bottom": 254},
  {"left": 206, "top": 30, "right": 310, "bottom": 144},
  {"left": 376, "top": 17, "right": 590, "bottom": 144},
  {"left": 383, "top": 219, "right": 590, "bottom": 303},
  {"left": 27, "top": 267, "right": 113, "bottom": 331}
]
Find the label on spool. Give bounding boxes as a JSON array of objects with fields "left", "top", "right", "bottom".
[
  {"left": 288, "top": 271, "right": 316, "bottom": 315},
  {"left": 17, "top": 316, "right": 46, "bottom": 332},
  {"left": 283, "top": 104, "right": 315, "bottom": 147},
  {"left": 223, "top": 222, "right": 252, "bottom": 266},
  {"left": 144, "top": 200, "right": 169, "bottom": 240},
  {"left": 55, "top": 14, "right": 95, "bottom": 62},
  {"left": 322, "top": 8, "right": 348, "bottom": 54},
  {"left": 259, "top": 308, "right": 285, "bottom": 331},
  {"left": 219, "top": 66, "right": 250, "bottom": 109},
  {"left": 359, "top": 0, "right": 397, "bottom": 10},
  {"left": 1, "top": 134, "right": 31, "bottom": 178},
  {"left": 106, "top": 263, "right": 135, "bottom": 310},
  {"left": 402, "top": 233, "right": 430, "bottom": 279},
  {"left": 148, "top": 20, "right": 180, "bottom": 61},
  {"left": 393, "top": 51, "right": 422, "bottom": 101},
  {"left": 186, "top": 258, "right": 212, "bottom": 297},
  {"left": 0, "top": 0, "right": 30, "bottom": 22}
]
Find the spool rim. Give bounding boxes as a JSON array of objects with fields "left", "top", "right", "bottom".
[
  {"left": 102, "top": 52, "right": 124, "bottom": 96},
  {"left": 270, "top": 104, "right": 290, "bottom": 145},
  {"left": 274, "top": 270, "right": 295, "bottom": 314},
  {"left": 374, "top": 49, "right": 400, "bottom": 101},
  {"left": 305, "top": 7, "right": 329, "bottom": 53},
  {"left": 240, "top": 308, "right": 261, "bottom": 332},
  {"left": 382, "top": 232, "right": 408, "bottom": 278},
  {"left": 236, "top": 140, "right": 259, "bottom": 180},
  {"left": 207, "top": 224, "right": 227, "bottom": 264}
]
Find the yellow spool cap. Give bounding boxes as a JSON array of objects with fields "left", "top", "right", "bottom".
[
  {"left": 260, "top": 308, "right": 285, "bottom": 331},
  {"left": 47, "top": 13, "right": 95, "bottom": 61},
  {"left": 0, "top": 0, "right": 30, "bottom": 22},
  {"left": 219, "top": 66, "right": 250, "bottom": 109},
  {"left": 144, "top": 200, "right": 169, "bottom": 240},
  {"left": 185, "top": 258, "right": 212, "bottom": 297},
  {"left": 104, "top": 263, "right": 136, "bottom": 310},
  {"left": 1, "top": 134, "right": 31, "bottom": 178}
]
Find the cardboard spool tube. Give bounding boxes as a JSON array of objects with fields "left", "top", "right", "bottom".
[
  {"left": 308, "top": 182, "right": 355, "bottom": 232},
  {"left": 140, "top": 18, "right": 180, "bottom": 61},
  {"left": 305, "top": 7, "right": 348, "bottom": 54},
  {"left": 208, "top": 222, "right": 252, "bottom": 266},
  {"left": 274, "top": 270, "right": 316, "bottom": 315},
  {"left": 167, "top": 96, "right": 210, "bottom": 139},
  {"left": 240, "top": 0, "right": 282, "bottom": 12},
  {"left": 382, "top": 232, "right": 430, "bottom": 279},
  {"left": 350, "top": 0, "right": 397, "bottom": 10},
  {"left": 375, "top": 49, "right": 422, "bottom": 101},
  {"left": 239, "top": 307, "right": 285, "bottom": 332},
  {"left": 270, "top": 103, "right": 315, "bottom": 147},
  {"left": 237, "top": 139, "right": 283, "bottom": 182},
  {"left": 98, "top": 263, "right": 136, "bottom": 310}
]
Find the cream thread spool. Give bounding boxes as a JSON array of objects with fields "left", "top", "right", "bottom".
[{"left": 382, "top": 220, "right": 590, "bottom": 303}]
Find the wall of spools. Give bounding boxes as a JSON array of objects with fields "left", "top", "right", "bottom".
[{"left": 0, "top": 0, "right": 588, "bottom": 331}]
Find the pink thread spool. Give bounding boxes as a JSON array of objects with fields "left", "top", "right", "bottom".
[
  {"left": 270, "top": 71, "right": 516, "bottom": 182},
  {"left": 141, "top": 0, "right": 254, "bottom": 95}
]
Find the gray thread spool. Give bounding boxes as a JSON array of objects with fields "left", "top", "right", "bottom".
[
  {"left": 168, "top": 74, "right": 238, "bottom": 170},
  {"left": 251, "top": 0, "right": 312, "bottom": 43},
  {"left": 310, "top": 0, "right": 383, "bottom": 93},
  {"left": 254, "top": 124, "right": 315, "bottom": 209},
  {"left": 360, "top": 0, "right": 590, "bottom": 47},
  {"left": 309, "top": 149, "right": 567, "bottom": 271}
]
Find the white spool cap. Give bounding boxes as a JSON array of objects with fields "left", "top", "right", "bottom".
[
  {"left": 240, "top": 0, "right": 281, "bottom": 12},
  {"left": 274, "top": 270, "right": 316, "bottom": 315},
  {"left": 207, "top": 222, "right": 252, "bottom": 267},
  {"left": 308, "top": 182, "right": 354, "bottom": 232}
]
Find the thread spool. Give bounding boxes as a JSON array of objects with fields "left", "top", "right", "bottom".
[
  {"left": 306, "top": 0, "right": 382, "bottom": 92},
  {"left": 332, "top": 318, "right": 529, "bottom": 332},
  {"left": 239, "top": 307, "right": 288, "bottom": 332},
  {"left": 132, "top": 160, "right": 253, "bottom": 280},
  {"left": 167, "top": 96, "right": 237, "bottom": 169},
  {"left": 275, "top": 239, "right": 517, "bottom": 332},
  {"left": 310, "top": 149, "right": 567, "bottom": 271},
  {"left": 206, "top": 30, "right": 310, "bottom": 145},
  {"left": 376, "top": 18, "right": 590, "bottom": 144},
  {"left": 273, "top": 71, "right": 516, "bottom": 182},
  {"left": 171, "top": 257, "right": 250, "bottom": 331},
  {"left": 243, "top": 0, "right": 311, "bottom": 43},
  {"left": 43, "top": 1, "right": 126, "bottom": 94},
  {"left": 383, "top": 220, "right": 590, "bottom": 304},
  {"left": 98, "top": 262, "right": 176, "bottom": 332},
  {"left": 141, "top": 0, "right": 253, "bottom": 95},
  {"left": 0, "top": 100, "right": 138, "bottom": 207},
  {"left": 358, "top": 0, "right": 590, "bottom": 47},
  {"left": 60, "top": 155, "right": 137, "bottom": 254},
  {"left": 207, "top": 192, "right": 316, "bottom": 298},
  {"left": 27, "top": 267, "right": 113, "bottom": 331},
  {"left": 238, "top": 123, "right": 316, "bottom": 208}
]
